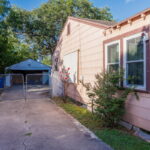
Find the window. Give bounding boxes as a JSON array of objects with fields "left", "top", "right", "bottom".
[
  {"left": 124, "top": 33, "right": 146, "bottom": 89},
  {"left": 106, "top": 41, "right": 120, "bottom": 72}
]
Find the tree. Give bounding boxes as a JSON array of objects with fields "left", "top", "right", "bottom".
[
  {"left": 0, "top": 0, "right": 10, "bottom": 55},
  {"left": 82, "top": 70, "right": 134, "bottom": 127},
  {"left": 1, "top": 0, "right": 113, "bottom": 72},
  {"left": 0, "top": 27, "right": 36, "bottom": 73},
  {"left": 42, "top": 55, "right": 52, "bottom": 66},
  {"left": 0, "top": 0, "right": 11, "bottom": 72},
  {"left": 0, "top": 1, "right": 38, "bottom": 73},
  {"left": 7, "top": 0, "right": 113, "bottom": 56},
  {"left": 0, "top": 0, "right": 10, "bottom": 20}
]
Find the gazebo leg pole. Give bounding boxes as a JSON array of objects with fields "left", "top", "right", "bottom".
[{"left": 24, "top": 75, "right": 27, "bottom": 101}]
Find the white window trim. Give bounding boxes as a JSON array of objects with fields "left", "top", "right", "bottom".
[
  {"left": 123, "top": 32, "right": 148, "bottom": 90},
  {"left": 105, "top": 40, "right": 121, "bottom": 70}
]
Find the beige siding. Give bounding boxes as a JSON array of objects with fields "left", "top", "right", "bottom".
[
  {"left": 104, "top": 15, "right": 150, "bottom": 40},
  {"left": 104, "top": 14, "right": 150, "bottom": 131},
  {"left": 123, "top": 93, "right": 150, "bottom": 131},
  {"left": 56, "top": 19, "right": 104, "bottom": 104},
  {"left": 54, "top": 12, "right": 150, "bottom": 131}
]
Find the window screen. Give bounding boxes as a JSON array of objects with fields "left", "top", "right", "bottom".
[
  {"left": 126, "top": 36, "right": 144, "bottom": 86},
  {"left": 107, "top": 43, "right": 119, "bottom": 72}
]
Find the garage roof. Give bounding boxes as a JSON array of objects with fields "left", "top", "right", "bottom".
[{"left": 6, "top": 59, "right": 51, "bottom": 71}]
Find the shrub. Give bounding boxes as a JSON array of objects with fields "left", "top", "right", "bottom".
[
  {"left": 59, "top": 66, "right": 70, "bottom": 102},
  {"left": 83, "top": 70, "right": 133, "bottom": 128}
]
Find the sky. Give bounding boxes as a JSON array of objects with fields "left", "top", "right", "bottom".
[{"left": 9, "top": 0, "right": 150, "bottom": 21}]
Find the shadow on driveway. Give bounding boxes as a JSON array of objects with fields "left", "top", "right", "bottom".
[
  {"left": 0, "top": 99, "right": 112, "bottom": 150},
  {"left": 0, "top": 86, "right": 25, "bottom": 101}
]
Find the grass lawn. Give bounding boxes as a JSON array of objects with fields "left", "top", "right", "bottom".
[{"left": 53, "top": 97, "right": 150, "bottom": 150}]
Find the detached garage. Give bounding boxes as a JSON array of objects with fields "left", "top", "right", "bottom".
[
  {"left": 5, "top": 59, "right": 51, "bottom": 86},
  {"left": 6, "top": 59, "right": 51, "bottom": 74}
]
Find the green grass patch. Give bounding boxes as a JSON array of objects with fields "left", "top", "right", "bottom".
[
  {"left": 24, "top": 132, "right": 32, "bottom": 136},
  {"left": 53, "top": 97, "right": 150, "bottom": 150},
  {"left": 96, "top": 129, "right": 150, "bottom": 150}
]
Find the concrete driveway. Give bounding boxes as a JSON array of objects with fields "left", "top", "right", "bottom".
[
  {"left": 0, "top": 91, "right": 112, "bottom": 150},
  {"left": 0, "top": 85, "right": 50, "bottom": 101},
  {"left": 0, "top": 86, "right": 25, "bottom": 101}
]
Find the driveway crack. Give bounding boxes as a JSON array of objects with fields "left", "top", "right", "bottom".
[{"left": 22, "top": 140, "right": 28, "bottom": 150}]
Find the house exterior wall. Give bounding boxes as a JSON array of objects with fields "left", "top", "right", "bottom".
[
  {"left": 54, "top": 19, "right": 105, "bottom": 105},
  {"left": 103, "top": 14, "right": 150, "bottom": 131},
  {"left": 53, "top": 10, "right": 150, "bottom": 131}
]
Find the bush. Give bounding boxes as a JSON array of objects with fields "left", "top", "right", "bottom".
[{"left": 83, "top": 70, "right": 133, "bottom": 128}]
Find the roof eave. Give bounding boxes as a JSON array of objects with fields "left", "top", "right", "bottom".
[
  {"left": 106, "top": 7, "right": 150, "bottom": 30},
  {"left": 68, "top": 16, "right": 109, "bottom": 29}
]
